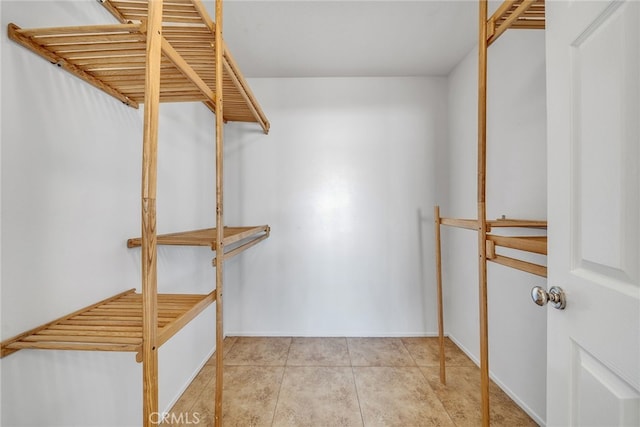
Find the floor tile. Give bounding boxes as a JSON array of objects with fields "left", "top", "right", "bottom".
[
  {"left": 184, "top": 395, "right": 214, "bottom": 427},
  {"left": 222, "top": 366, "right": 284, "bottom": 426},
  {"left": 273, "top": 367, "right": 363, "bottom": 427},
  {"left": 353, "top": 366, "right": 455, "bottom": 426},
  {"left": 347, "top": 337, "right": 415, "bottom": 367},
  {"left": 422, "top": 366, "right": 537, "bottom": 427},
  {"left": 166, "top": 337, "right": 537, "bottom": 427},
  {"left": 286, "top": 337, "right": 350, "bottom": 366},
  {"left": 224, "top": 337, "right": 292, "bottom": 366},
  {"left": 401, "top": 336, "right": 476, "bottom": 367},
  {"left": 223, "top": 336, "right": 239, "bottom": 356}
]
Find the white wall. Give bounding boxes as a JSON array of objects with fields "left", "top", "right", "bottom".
[
  {"left": 1, "top": 2, "right": 219, "bottom": 425},
  {"left": 444, "top": 30, "right": 548, "bottom": 424},
  {"left": 223, "top": 76, "right": 448, "bottom": 336}
]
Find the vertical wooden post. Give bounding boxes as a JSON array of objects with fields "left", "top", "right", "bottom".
[
  {"left": 213, "top": 0, "right": 225, "bottom": 425},
  {"left": 477, "top": 1, "right": 490, "bottom": 426},
  {"left": 434, "top": 205, "right": 446, "bottom": 385},
  {"left": 141, "top": 1, "right": 163, "bottom": 426}
]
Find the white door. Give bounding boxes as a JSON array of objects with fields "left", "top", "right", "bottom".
[{"left": 545, "top": 0, "right": 640, "bottom": 426}]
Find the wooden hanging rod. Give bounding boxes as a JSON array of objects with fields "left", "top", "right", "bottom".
[
  {"left": 212, "top": 231, "right": 270, "bottom": 265},
  {"left": 489, "top": 254, "right": 547, "bottom": 277},
  {"left": 487, "top": 234, "right": 547, "bottom": 255},
  {"left": 439, "top": 217, "right": 479, "bottom": 230}
]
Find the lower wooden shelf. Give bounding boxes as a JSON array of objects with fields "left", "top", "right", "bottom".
[
  {"left": 1, "top": 226, "right": 270, "bottom": 360},
  {"left": 0, "top": 289, "right": 215, "bottom": 360}
]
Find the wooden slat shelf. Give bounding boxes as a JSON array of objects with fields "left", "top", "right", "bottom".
[
  {"left": 491, "top": 0, "right": 545, "bottom": 27},
  {"left": 0, "top": 289, "right": 215, "bottom": 359},
  {"left": 126, "top": 225, "right": 270, "bottom": 251},
  {"left": 488, "top": 0, "right": 545, "bottom": 45},
  {"left": 7, "top": 0, "right": 270, "bottom": 133}
]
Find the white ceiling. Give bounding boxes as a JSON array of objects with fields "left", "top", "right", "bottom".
[{"left": 211, "top": 1, "right": 480, "bottom": 78}]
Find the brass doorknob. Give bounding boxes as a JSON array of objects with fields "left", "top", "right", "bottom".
[{"left": 531, "top": 286, "right": 566, "bottom": 310}]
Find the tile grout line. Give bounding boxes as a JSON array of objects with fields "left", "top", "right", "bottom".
[
  {"left": 398, "top": 337, "right": 457, "bottom": 426},
  {"left": 399, "top": 337, "right": 420, "bottom": 368},
  {"left": 403, "top": 337, "right": 461, "bottom": 426},
  {"left": 268, "top": 337, "right": 293, "bottom": 426},
  {"left": 346, "top": 338, "right": 367, "bottom": 427},
  {"left": 415, "top": 359, "right": 459, "bottom": 426}
]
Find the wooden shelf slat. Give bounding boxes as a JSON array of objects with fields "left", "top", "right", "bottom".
[
  {"left": 6, "top": 341, "right": 140, "bottom": 353},
  {"left": 22, "top": 334, "right": 142, "bottom": 345},
  {"left": 38, "top": 328, "right": 142, "bottom": 337}
]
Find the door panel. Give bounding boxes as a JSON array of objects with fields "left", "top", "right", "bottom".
[
  {"left": 571, "top": 0, "right": 639, "bottom": 282},
  {"left": 571, "top": 344, "right": 640, "bottom": 426},
  {"left": 546, "top": 1, "right": 640, "bottom": 426}
]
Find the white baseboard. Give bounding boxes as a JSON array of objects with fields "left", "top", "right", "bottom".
[{"left": 224, "top": 331, "right": 444, "bottom": 338}]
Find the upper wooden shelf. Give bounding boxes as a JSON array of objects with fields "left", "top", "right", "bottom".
[
  {"left": 487, "top": 0, "right": 545, "bottom": 45},
  {"left": 127, "top": 225, "right": 269, "bottom": 248},
  {"left": 127, "top": 225, "right": 270, "bottom": 263},
  {"left": 0, "top": 289, "right": 215, "bottom": 360},
  {"left": 8, "top": 0, "right": 269, "bottom": 133}
]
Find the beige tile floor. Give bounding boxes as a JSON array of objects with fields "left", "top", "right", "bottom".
[{"left": 166, "top": 337, "right": 538, "bottom": 426}]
